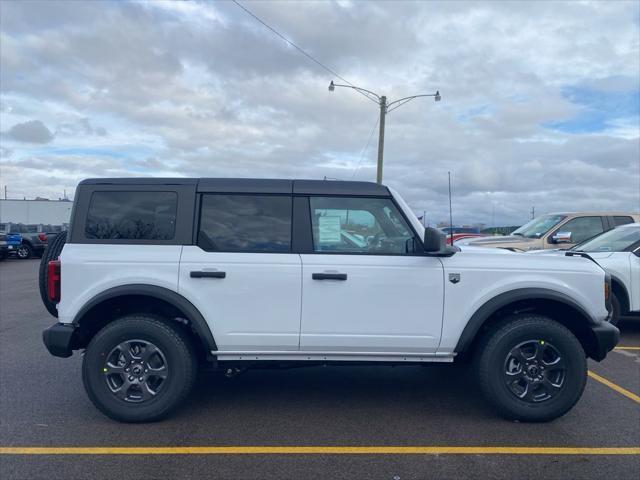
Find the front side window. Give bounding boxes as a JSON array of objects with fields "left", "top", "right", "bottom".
[
  {"left": 85, "top": 191, "right": 177, "bottom": 240},
  {"left": 198, "top": 195, "right": 292, "bottom": 253},
  {"left": 555, "top": 216, "right": 604, "bottom": 244},
  {"left": 310, "top": 197, "right": 416, "bottom": 254}
]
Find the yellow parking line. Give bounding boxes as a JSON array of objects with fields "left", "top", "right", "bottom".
[
  {"left": 588, "top": 371, "right": 640, "bottom": 404},
  {"left": 614, "top": 347, "right": 640, "bottom": 350},
  {"left": 0, "top": 446, "right": 638, "bottom": 455}
]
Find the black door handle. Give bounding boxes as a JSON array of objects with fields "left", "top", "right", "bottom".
[
  {"left": 190, "top": 271, "right": 226, "bottom": 279},
  {"left": 312, "top": 273, "right": 347, "bottom": 281}
]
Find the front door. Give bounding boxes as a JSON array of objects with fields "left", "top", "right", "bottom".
[
  {"left": 300, "top": 196, "right": 444, "bottom": 353},
  {"left": 179, "top": 193, "right": 301, "bottom": 352}
]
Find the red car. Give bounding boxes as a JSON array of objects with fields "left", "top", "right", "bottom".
[{"left": 444, "top": 233, "right": 487, "bottom": 245}]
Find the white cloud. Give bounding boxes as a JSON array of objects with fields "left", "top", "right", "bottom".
[{"left": 0, "top": 0, "right": 638, "bottom": 225}]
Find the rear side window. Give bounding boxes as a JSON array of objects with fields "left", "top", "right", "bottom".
[
  {"left": 198, "top": 195, "right": 292, "bottom": 253},
  {"left": 85, "top": 191, "right": 178, "bottom": 240},
  {"left": 613, "top": 216, "right": 634, "bottom": 226}
]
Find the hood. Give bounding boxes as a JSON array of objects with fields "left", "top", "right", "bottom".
[
  {"left": 466, "top": 235, "right": 534, "bottom": 245},
  {"left": 458, "top": 245, "right": 516, "bottom": 254},
  {"left": 526, "top": 248, "right": 565, "bottom": 256},
  {"left": 462, "top": 235, "right": 545, "bottom": 251},
  {"left": 526, "top": 249, "right": 614, "bottom": 260},
  {"left": 450, "top": 248, "right": 605, "bottom": 276}
]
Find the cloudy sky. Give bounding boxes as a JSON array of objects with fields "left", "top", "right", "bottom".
[{"left": 1, "top": 0, "right": 639, "bottom": 225}]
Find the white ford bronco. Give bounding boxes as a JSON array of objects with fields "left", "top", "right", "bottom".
[{"left": 41, "top": 178, "right": 619, "bottom": 423}]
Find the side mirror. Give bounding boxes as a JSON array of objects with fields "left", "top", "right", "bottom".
[
  {"left": 423, "top": 227, "right": 445, "bottom": 253},
  {"left": 552, "top": 231, "right": 572, "bottom": 244}
]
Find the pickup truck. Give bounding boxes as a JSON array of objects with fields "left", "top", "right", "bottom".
[
  {"left": 0, "top": 223, "right": 62, "bottom": 259},
  {"left": 465, "top": 212, "right": 639, "bottom": 251},
  {"left": 40, "top": 178, "right": 618, "bottom": 423}
]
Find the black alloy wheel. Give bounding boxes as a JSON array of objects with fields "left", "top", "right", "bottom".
[
  {"left": 103, "top": 339, "right": 169, "bottom": 403},
  {"left": 503, "top": 340, "right": 566, "bottom": 403}
]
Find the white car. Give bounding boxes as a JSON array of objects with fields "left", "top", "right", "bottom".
[
  {"left": 528, "top": 223, "right": 640, "bottom": 325},
  {"left": 39, "top": 178, "right": 618, "bottom": 423}
]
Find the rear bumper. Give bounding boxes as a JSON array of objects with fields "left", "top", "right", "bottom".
[
  {"left": 589, "top": 319, "right": 619, "bottom": 361},
  {"left": 42, "top": 323, "right": 77, "bottom": 358}
]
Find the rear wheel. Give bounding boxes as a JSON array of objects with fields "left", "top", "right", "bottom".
[
  {"left": 82, "top": 315, "right": 197, "bottom": 422},
  {"left": 476, "top": 314, "right": 587, "bottom": 422}
]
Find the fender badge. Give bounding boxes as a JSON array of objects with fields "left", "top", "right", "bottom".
[{"left": 449, "top": 273, "right": 461, "bottom": 284}]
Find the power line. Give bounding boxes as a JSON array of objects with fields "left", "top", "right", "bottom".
[
  {"left": 231, "top": 0, "right": 371, "bottom": 101},
  {"left": 352, "top": 116, "right": 379, "bottom": 179}
]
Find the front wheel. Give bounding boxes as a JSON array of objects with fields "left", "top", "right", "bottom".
[
  {"left": 82, "top": 315, "right": 197, "bottom": 422},
  {"left": 476, "top": 314, "right": 587, "bottom": 422}
]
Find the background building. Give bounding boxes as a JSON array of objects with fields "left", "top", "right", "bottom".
[{"left": 0, "top": 199, "right": 73, "bottom": 225}]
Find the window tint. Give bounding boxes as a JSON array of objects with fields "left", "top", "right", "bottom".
[
  {"left": 310, "top": 197, "right": 416, "bottom": 254},
  {"left": 85, "top": 191, "right": 177, "bottom": 240},
  {"left": 614, "top": 216, "right": 634, "bottom": 226},
  {"left": 513, "top": 214, "right": 566, "bottom": 238},
  {"left": 557, "top": 216, "right": 604, "bottom": 244},
  {"left": 575, "top": 225, "right": 640, "bottom": 252},
  {"left": 198, "top": 195, "right": 292, "bottom": 253}
]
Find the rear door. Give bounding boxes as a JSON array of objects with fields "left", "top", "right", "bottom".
[
  {"left": 179, "top": 192, "right": 301, "bottom": 352},
  {"left": 299, "top": 195, "right": 444, "bottom": 353}
]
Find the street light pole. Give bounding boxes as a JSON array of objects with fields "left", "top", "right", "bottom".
[
  {"left": 376, "top": 96, "right": 386, "bottom": 185},
  {"left": 328, "top": 81, "right": 440, "bottom": 184}
]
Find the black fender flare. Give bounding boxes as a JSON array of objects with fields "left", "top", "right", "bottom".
[
  {"left": 454, "top": 288, "right": 597, "bottom": 353},
  {"left": 72, "top": 284, "right": 217, "bottom": 351},
  {"left": 609, "top": 274, "right": 630, "bottom": 313}
]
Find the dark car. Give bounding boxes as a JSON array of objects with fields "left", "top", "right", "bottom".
[
  {"left": 0, "top": 223, "right": 63, "bottom": 259},
  {"left": 0, "top": 233, "right": 8, "bottom": 260}
]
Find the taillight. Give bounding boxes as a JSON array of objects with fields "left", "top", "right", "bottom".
[
  {"left": 38, "top": 233, "right": 48, "bottom": 242},
  {"left": 47, "top": 260, "right": 61, "bottom": 303}
]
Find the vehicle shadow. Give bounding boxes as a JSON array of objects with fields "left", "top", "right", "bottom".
[{"left": 182, "top": 362, "right": 494, "bottom": 425}]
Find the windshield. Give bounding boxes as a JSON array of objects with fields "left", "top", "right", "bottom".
[
  {"left": 573, "top": 225, "right": 640, "bottom": 252},
  {"left": 512, "top": 215, "right": 566, "bottom": 239}
]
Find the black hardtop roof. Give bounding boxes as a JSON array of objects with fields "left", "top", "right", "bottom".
[{"left": 79, "top": 178, "right": 390, "bottom": 196}]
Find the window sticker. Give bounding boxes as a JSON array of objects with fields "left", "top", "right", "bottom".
[{"left": 318, "top": 216, "right": 342, "bottom": 244}]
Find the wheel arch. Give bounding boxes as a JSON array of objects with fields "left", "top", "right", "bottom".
[
  {"left": 610, "top": 274, "right": 629, "bottom": 314},
  {"left": 71, "top": 284, "right": 217, "bottom": 357},
  {"left": 455, "top": 288, "right": 602, "bottom": 360}
]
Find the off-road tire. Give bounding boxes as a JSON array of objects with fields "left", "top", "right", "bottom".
[
  {"left": 82, "top": 315, "right": 197, "bottom": 423},
  {"left": 476, "top": 314, "right": 587, "bottom": 422}
]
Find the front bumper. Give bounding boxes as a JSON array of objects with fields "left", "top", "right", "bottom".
[
  {"left": 589, "top": 319, "right": 619, "bottom": 361},
  {"left": 42, "top": 323, "right": 77, "bottom": 358}
]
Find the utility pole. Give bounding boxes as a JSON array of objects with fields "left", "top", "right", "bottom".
[
  {"left": 376, "top": 96, "right": 387, "bottom": 185},
  {"left": 448, "top": 172, "right": 453, "bottom": 245},
  {"left": 531, "top": 206, "right": 535, "bottom": 219},
  {"left": 329, "top": 81, "right": 440, "bottom": 184},
  {"left": 492, "top": 203, "right": 496, "bottom": 235}
]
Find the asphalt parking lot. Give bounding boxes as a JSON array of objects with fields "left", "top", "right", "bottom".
[{"left": 0, "top": 258, "right": 638, "bottom": 480}]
